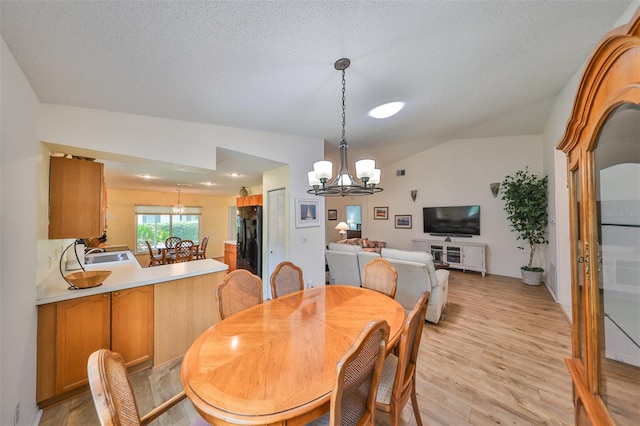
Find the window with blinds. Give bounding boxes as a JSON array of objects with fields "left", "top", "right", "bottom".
[{"left": 135, "top": 205, "right": 202, "bottom": 253}]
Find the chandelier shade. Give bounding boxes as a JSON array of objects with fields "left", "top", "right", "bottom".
[{"left": 307, "top": 58, "right": 383, "bottom": 197}]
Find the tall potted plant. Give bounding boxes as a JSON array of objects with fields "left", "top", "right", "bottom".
[{"left": 501, "top": 167, "right": 549, "bottom": 285}]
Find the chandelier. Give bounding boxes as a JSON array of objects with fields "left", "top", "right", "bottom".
[
  {"left": 172, "top": 189, "right": 186, "bottom": 215},
  {"left": 307, "top": 58, "right": 383, "bottom": 196}
]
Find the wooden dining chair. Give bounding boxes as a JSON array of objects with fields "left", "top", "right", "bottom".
[
  {"left": 165, "top": 236, "right": 181, "bottom": 249},
  {"left": 195, "top": 236, "right": 209, "bottom": 259},
  {"left": 173, "top": 239, "right": 195, "bottom": 263},
  {"left": 145, "top": 240, "right": 165, "bottom": 267},
  {"left": 270, "top": 261, "right": 304, "bottom": 298},
  {"left": 87, "top": 348, "right": 186, "bottom": 426},
  {"left": 216, "top": 269, "right": 263, "bottom": 320},
  {"left": 375, "top": 291, "right": 430, "bottom": 426},
  {"left": 362, "top": 258, "right": 398, "bottom": 299},
  {"left": 309, "top": 319, "right": 390, "bottom": 426}
]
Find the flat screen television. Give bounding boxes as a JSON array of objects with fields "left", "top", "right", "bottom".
[{"left": 423, "top": 205, "right": 480, "bottom": 236}]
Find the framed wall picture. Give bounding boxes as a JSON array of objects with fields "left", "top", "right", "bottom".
[
  {"left": 295, "top": 199, "right": 320, "bottom": 228},
  {"left": 395, "top": 215, "right": 412, "bottom": 229},
  {"left": 328, "top": 209, "right": 338, "bottom": 221},
  {"left": 374, "top": 206, "right": 389, "bottom": 220}
]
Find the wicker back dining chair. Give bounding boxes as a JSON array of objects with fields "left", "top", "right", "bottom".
[
  {"left": 270, "top": 261, "right": 304, "bottom": 298},
  {"left": 195, "top": 236, "right": 209, "bottom": 259},
  {"left": 216, "top": 269, "right": 263, "bottom": 320},
  {"left": 362, "top": 258, "right": 398, "bottom": 299},
  {"left": 173, "top": 239, "right": 195, "bottom": 263},
  {"left": 145, "top": 241, "right": 165, "bottom": 267},
  {"left": 375, "top": 290, "right": 430, "bottom": 426},
  {"left": 165, "top": 236, "right": 181, "bottom": 249},
  {"left": 308, "top": 319, "right": 390, "bottom": 426},
  {"left": 88, "top": 349, "right": 186, "bottom": 426}
]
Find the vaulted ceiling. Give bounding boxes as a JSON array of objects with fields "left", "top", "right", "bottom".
[{"left": 1, "top": 1, "right": 632, "bottom": 195}]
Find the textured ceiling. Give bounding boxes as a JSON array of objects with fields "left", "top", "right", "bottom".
[{"left": 0, "top": 1, "right": 632, "bottom": 195}]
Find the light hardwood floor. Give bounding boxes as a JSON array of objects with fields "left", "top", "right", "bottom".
[{"left": 39, "top": 271, "right": 574, "bottom": 425}]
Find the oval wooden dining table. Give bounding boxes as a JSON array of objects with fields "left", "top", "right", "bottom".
[{"left": 181, "top": 285, "right": 406, "bottom": 426}]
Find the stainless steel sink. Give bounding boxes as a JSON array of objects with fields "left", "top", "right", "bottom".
[{"left": 84, "top": 252, "right": 131, "bottom": 265}]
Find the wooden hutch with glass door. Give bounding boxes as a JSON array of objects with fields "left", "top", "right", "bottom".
[{"left": 557, "top": 8, "right": 639, "bottom": 425}]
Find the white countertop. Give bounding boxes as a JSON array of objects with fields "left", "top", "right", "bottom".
[
  {"left": 37, "top": 251, "right": 228, "bottom": 305},
  {"left": 224, "top": 240, "right": 237, "bottom": 245}
]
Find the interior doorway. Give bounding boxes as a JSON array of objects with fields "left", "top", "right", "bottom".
[{"left": 345, "top": 205, "right": 362, "bottom": 238}]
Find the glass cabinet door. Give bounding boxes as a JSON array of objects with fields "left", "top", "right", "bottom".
[
  {"left": 592, "top": 105, "right": 640, "bottom": 424},
  {"left": 570, "top": 161, "right": 592, "bottom": 424}
]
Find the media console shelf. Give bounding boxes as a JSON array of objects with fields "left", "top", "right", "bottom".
[{"left": 412, "top": 238, "right": 486, "bottom": 276}]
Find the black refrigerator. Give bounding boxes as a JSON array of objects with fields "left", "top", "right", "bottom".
[{"left": 237, "top": 205, "right": 262, "bottom": 276}]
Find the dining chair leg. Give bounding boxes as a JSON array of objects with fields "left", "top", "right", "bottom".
[{"left": 410, "top": 380, "right": 423, "bottom": 426}]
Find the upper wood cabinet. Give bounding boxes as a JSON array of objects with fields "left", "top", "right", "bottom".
[
  {"left": 49, "top": 156, "right": 106, "bottom": 239},
  {"left": 557, "top": 8, "right": 639, "bottom": 425},
  {"left": 224, "top": 242, "right": 237, "bottom": 272},
  {"left": 237, "top": 194, "right": 263, "bottom": 207}
]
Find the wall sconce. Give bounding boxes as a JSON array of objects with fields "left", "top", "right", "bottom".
[
  {"left": 410, "top": 190, "right": 417, "bottom": 202},
  {"left": 490, "top": 182, "right": 501, "bottom": 198}
]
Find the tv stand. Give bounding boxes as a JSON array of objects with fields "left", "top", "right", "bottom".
[{"left": 412, "top": 238, "right": 486, "bottom": 276}]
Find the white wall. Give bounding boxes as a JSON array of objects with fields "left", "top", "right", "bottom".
[
  {"left": 1, "top": 38, "right": 41, "bottom": 426},
  {"left": 543, "top": 69, "right": 582, "bottom": 306},
  {"left": 326, "top": 135, "right": 543, "bottom": 278}
]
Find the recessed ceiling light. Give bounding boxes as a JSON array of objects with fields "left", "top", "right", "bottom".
[
  {"left": 202, "top": 181, "right": 216, "bottom": 186},
  {"left": 230, "top": 173, "right": 240, "bottom": 177},
  {"left": 140, "top": 174, "right": 154, "bottom": 179},
  {"left": 368, "top": 101, "right": 405, "bottom": 119}
]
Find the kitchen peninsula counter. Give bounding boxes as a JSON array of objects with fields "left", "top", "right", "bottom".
[
  {"left": 36, "top": 252, "right": 229, "bottom": 406},
  {"left": 37, "top": 253, "right": 228, "bottom": 305}
]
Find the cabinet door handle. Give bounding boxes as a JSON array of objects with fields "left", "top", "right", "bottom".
[{"left": 114, "top": 291, "right": 119, "bottom": 296}]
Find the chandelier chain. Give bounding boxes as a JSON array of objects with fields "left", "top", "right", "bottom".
[{"left": 341, "top": 68, "right": 346, "bottom": 143}]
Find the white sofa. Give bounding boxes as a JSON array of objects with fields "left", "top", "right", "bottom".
[
  {"left": 326, "top": 242, "right": 449, "bottom": 323},
  {"left": 325, "top": 242, "right": 363, "bottom": 286},
  {"left": 357, "top": 248, "right": 449, "bottom": 324}
]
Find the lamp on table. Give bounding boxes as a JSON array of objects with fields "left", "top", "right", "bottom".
[{"left": 335, "top": 221, "right": 349, "bottom": 238}]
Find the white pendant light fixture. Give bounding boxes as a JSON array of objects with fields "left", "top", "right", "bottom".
[
  {"left": 307, "top": 58, "right": 383, "bottom": 197},
  {"left": 172, "top": 188, "right": 186, "bottom": 215}
]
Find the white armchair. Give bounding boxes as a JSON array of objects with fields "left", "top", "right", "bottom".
[{"left": 358, "top": 248, "right": 449, "bottom": 324}]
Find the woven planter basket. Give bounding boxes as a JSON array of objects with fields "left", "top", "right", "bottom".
[{"left": 521, "top": 268, "right": 543, "bottom": 286}]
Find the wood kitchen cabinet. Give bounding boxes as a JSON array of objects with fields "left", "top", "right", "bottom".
[
  {"left": 111, "top": 286, "right": 154, "bottom": 368},
  {"left": 49, "top": 156, "right": 106, "bottom": 239},
  {"left": 236, "top": 194, "right": 263, "bottom": 207},
  {"left": 37, "top": 286, "right": 154, "bottom": 407},
  {"left": 224, "top": 243, "right": 237, "bottom": 272}
]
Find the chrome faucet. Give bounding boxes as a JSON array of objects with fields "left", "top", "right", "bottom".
[{"left": 85, "top": 247, "right": 105, "bottom": 255}]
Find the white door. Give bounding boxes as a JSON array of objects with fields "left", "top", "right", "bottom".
[{"left": 267, "top": 188, "right": 286, "bottom": 298}]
